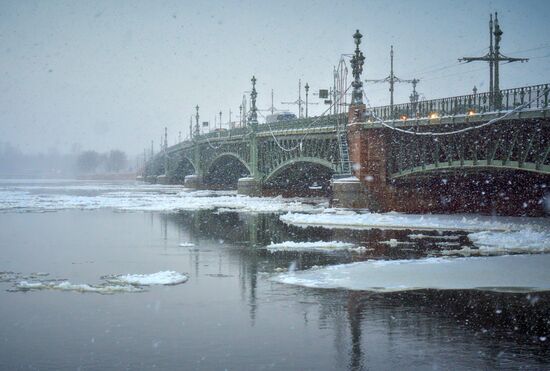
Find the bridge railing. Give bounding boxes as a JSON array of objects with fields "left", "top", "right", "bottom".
[
  {"left": 193, "top": 114, "right": 344, "bottom": 142},
  {"left": 256, "top": 114, "right": 344, "bottom": 133},
  {"left": 371, "top": 83, "right": 549, "bottom": 121}
]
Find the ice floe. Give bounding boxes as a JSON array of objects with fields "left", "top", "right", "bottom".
[
  {"left": 272, "top": 254, "right": 550, "bottom": 292},
  {"left": 266, "top": 240, "right": 355, "bottom": 252},
  {"left": 280, "top": 210, "right": 546, "bottom": 232},
  {"left": 13, "top": 280, "right": 143, "bottom": 294},
  {"left": 468, "top": 229, "right": 550, "bottom": 253},
  {"left": 105, "top": 271, "right": 188, "bottom": 285},
  {"left": 4, "top": 270, "right": 189, "bottom": 294},
  {"left": 408, "top": 233, "right": 461, "bottom": 240},
  {"left": 380, "top": 239, "right": 414, "bottom": 247},
  {"left": 0, "top": 183, "right": 325, "bottom": 214}
]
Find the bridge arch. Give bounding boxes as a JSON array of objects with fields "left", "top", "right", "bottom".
[
  {"left": 265, "top": 157, "right": 336, "bottom": 183},
  {"left": 204, "top": 152, "right": 251, "bottom": 189},
  {"left": 206, "top": 152, "right": 252, "bottom": 175},
  {"left": 391, "top": 160, "right": 550, "bottom": 180},
  {"left": 168, "top": 155, "right": 197, "bottom": 183},
  {"left": 263, "top": 157, "right": 336, "bottom": 196}
]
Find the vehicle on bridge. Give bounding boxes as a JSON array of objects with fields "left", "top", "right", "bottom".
[{"left": 265, "top": 112, "right": 297, "bottom": 124}]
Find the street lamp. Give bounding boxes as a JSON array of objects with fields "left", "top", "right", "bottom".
[{"left": 305, "top": 82, "right": 310, "bottom": 118}]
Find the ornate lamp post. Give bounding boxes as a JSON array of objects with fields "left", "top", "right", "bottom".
[
  {"left": 194, "top": 105, "right": 200, "bottom": 137},
  {"left": 350, "top": 30, "right": 365, "bottom": 106},
  {"left": 305, "top": 82, "right": 310, "bottom": 118},
  {"left": 248, "top": 76, "right": 258, "bottom": 130},
  {"left": 239, "top": 105, "right": 243, "bottom": 127},
  {"left": 237, "top": 76, "right": 261, "bottom": 196}
]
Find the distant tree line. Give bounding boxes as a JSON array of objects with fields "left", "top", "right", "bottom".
[
  {"left": 0, "top": 141, "right": 75, "bottom": 177},
  {"left": 76, "top": 149, "right": 128, "bottom": 174},
  {"left": 76, "top": 150, "right": 128, "bottom": 174},
  {"left": 0, "top": 141, "right": 132, "bottom": 177}
]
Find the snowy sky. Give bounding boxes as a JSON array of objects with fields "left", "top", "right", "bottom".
[{"left": 1, "top": 0, "right": 549, "bottom": 155}]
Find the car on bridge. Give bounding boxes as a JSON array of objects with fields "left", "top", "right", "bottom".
[{"left": 265, "top": 112, "right": 297, "bottom": 124}]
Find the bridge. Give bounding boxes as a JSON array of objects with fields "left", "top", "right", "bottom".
[{"left": 143, "top": 30, "right": 550, "bottom": 216}]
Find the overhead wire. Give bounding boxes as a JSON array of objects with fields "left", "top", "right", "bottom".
[{"left": 264, "top": 83, "right": 352, "bottom": 152}]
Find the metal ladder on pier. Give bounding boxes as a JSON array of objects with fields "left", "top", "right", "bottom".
[{"left": 336, "top": 114, "right": 351, "bottom": 176}]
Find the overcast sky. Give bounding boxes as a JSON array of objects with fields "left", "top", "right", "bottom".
[{"left": 1, "top": 0, "right": 549, "bottom": 155}]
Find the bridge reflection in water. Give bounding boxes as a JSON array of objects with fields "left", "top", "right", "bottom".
[{"left": 155, "top": 210, "right": 550, "bottom": 370}]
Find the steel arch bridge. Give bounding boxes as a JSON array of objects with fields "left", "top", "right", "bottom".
[
  {"left": 146, "top": 114, "right": 345, "bottom": 189},
  {"left": 144, "top": 83, "right": 550, "bottom": 214},
  {"left": 388, "top": 118, "right": 550, "bottom": 179}
]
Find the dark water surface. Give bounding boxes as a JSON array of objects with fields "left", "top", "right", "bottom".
[{"left": 1, "top": 204, "right": 549, "bottom": 369}]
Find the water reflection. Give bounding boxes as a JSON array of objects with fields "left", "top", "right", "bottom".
[{"left": 158, "top": 210, "right": 549, "bottom": 369}]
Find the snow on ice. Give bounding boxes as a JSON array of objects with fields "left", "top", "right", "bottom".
[
  {"left": 266, "top": 240, "right": 356, "bottom": 252},
  {"left": 106, "top": 271, "right": 188, "bottom": 286},
  {"left": 280, "top": 210, "right": 550, "bottom": 253},
  {"left": 279, "top": 210, "right": 543, "bottom": 232},
  {"left": 6, "top": 270, "right": 189, "bottom": 294},
  {"left": 14, "top": 280, "right": 143, "bottom": 294},
  {"left": 0, "top": 183, "right": 325, "bottom": 214},
  {"left": 468, "top": 229, "right": 550, "bottom": 253},
  {"left": 272, "top": 254, "right": 550, "bottom": 292}
]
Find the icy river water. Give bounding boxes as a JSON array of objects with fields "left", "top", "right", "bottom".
[{"left": 0, "top": 180, "right": 549, "bottom": 370}]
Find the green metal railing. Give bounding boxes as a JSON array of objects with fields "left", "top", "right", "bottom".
[
  {"left": 372, "top": 83, "right": 549, "bottom": 121},
  {"left": 164, "top": 84, "right": 549, "bottom": 156}
]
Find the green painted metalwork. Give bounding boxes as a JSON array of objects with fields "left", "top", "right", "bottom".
[
  {"left": 145, "top": 83, "right": 550, "bottom": 186},
  {"left": 205, "top": 152, "right": 252, "bottom": 176},
  {"left": 264, "top": 157, "right": 337, "bottom": 183},
  {"left": 372, "top": 83, "right": 549, "bottom": 121},
  {"left": 392, "top": 161, "right": 550, "bottom": 179},
  {"left": 389, "top": 118, "right": 550, "bottom": 178}
]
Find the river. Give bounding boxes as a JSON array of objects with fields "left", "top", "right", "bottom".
[{"left": 0, "top": 180, "right": 548, "bottom": 370}]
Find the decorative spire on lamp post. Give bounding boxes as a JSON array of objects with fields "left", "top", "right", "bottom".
[
  {"left": 350, "top": 29, "right": 365, "bottom": 106},
  {"left": 194, "top": 105, "right": 200, "bottom": 138},
  {"left": 248, "top": 76, "right": 258, "bottom": 129}
]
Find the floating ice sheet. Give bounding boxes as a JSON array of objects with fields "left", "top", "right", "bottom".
[
  {"left": 280, "top": 210, "right": 547, "bottom": 232},
  {"left": 468, "top": 229, "right": 550, "bottom": 253},
  {"left": 106, "top": 271, "right": 188, "bottom": 285},
  {"left": 272, "top": 255, "right": 550, "bottom": 292},
  {"left": 0, "top": 183, "right": 325, "bottom": 214},
  {"left": 408, "top": 233, "right": 461, "bottom": 240},
  {"left": 13, "top": 280, "right": 143, "bottom": 294},
  {"left": 5, "top": 270, "right": 189, "bottom": 294},
  {"left": 266, "top": 240, "right": 355, "bottom": 252}
]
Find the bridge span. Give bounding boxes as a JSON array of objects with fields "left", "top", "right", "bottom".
[{"left": 143, "top": 32, "right": 550, "bottom": 216}]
